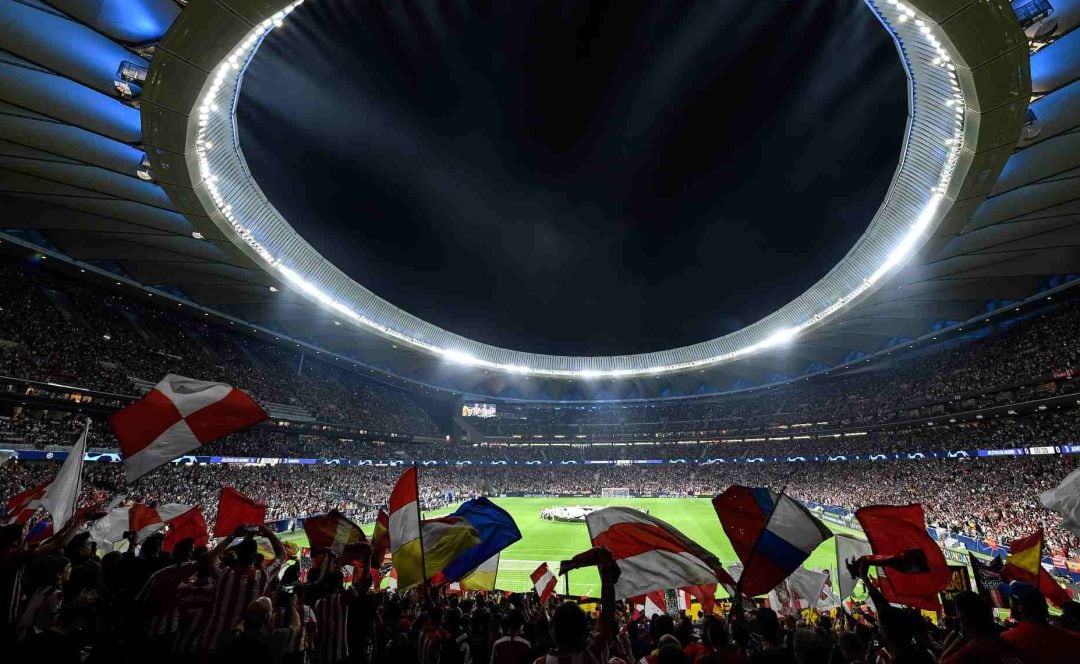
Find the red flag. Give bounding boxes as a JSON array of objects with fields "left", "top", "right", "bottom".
[
  {"left": 855, "top": 504, "right": 950, "bottom": 611},
  {"left": 214, "top": 487, "right": 266, "bottom": 537},
  {"left": 163, "top": 507, "right": 209, "bottom": 552},
  {"left": 372, "top": 510, "right": 390, "bottom": 561},
  {"left": 683, "top": 584, "right": 717, "bottom": 614},
  {"left": 129, "top": 504, "right": 161, "bottom": 534},
  {"left": 110, "top": 374, "right": 267, "bottom": 483}
]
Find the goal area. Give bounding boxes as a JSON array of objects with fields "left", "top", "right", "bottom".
[{"left": 601, "top": 487, "right": 630, "bottom": 498}]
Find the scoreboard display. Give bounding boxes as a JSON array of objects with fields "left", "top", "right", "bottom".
[{"left": 461, "top": 402, "right": 497, "bottom": 418}]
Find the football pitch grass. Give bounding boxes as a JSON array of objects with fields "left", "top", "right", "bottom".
[{"left": 281, "top": 497, "right": 865, "bottom": 597}]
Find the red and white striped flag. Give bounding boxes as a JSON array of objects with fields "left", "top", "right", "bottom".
[
  {"left": 129, "top": 503, "right": 198, "bottom": 540},
  {"left": 109, "top": 374, "right": 267, "bottom": 482},
  {"left": 3, "top": 479, "right": 49, "bottom": 526},
  {"left": 531, "top": 562, "right": 557, "bottom": 603},
  {"left": 585, "top": 506, "right": 734, "bottom": 599},
  {"left": 644, "top": 591, "right": 666, "bottom": 617},
  {"left": 389, "top": 467, "right": 423, "bottom": 589}
]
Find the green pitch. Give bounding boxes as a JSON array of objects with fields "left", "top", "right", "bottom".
[{"left": 281, "top": 497, "right": 863, "bottom": 597}]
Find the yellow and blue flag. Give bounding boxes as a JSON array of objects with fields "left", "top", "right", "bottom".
[{"left": 431, "top": 497, "right": 521, "bottom": 585}]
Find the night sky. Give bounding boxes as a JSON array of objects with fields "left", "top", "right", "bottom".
[{"left": 238, "top": 0, "right": 905, "bottom": 356}]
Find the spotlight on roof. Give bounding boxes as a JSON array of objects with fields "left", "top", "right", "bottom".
[
  {"left": 117, "top": 61, "right": 148, "bottom": 85},
  {"left": 136, "top": 153, "right": 153, "bottom": 181},
  {"left": 113, "top": 79, "right": 136, "bottom": 102}
]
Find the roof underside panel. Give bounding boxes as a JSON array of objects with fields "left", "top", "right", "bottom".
[{"left": 0, "top": 0, "right": 1076, "bottom": 402}]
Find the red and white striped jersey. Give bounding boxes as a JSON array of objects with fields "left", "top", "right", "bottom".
[
  {"left": 137, "top": 561, "right": 196, "bottom": 636},
  {"left": 171, "top": 577, "right": 216, "bottom": 653},
  {"left": 202, "top": 559, "right": 281, "bottom": 650},
  {"left": 491, "top": 634, "right": 531, "bottom": 664},
  {"left": 313, "top": 590, "right": 349, "bottom": 664},
  {"left": 273, "top": 603, "right": 317, "bottom": 654},
  {"left": 534, "top": 634, "right": 609, "bottom": 664}
]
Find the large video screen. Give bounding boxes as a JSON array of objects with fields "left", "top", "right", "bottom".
[{"left": 462, "top": 402, "right": 497, "bottom": 418}]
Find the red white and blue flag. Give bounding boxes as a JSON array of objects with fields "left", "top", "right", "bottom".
[{"left": 712, "top": 485, "right": 832, "bottom": 597}]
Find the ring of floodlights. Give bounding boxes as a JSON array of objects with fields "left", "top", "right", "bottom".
[{"left": 189, "top": 0, "right": 965, "bottom": 379}]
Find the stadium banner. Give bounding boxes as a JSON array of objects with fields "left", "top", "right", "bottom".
[{"left": 10, "top": 447, "right": 1079, "bottom": 466}]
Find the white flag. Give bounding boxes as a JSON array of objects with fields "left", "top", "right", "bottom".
[
  {"left": 88, "top": 506, "right": 131, "bottom": 552},
  {"left": 1041, "top": 467, "right": 1080, "bottom": 538},
  {"left": 835, "top": 533, "right": 872, "bottom": 600},
  {"left": 41, "top": 420, "right": 88, "bottom": 530}
]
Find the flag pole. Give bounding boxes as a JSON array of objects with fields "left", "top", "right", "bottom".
[{"left": 70, "top": 419, "right": 89, "bottom": 523}]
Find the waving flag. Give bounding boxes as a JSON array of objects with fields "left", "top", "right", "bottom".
[
  {"left": 1000, "top": 529, "right": 1071, "bottom": 608},
  {"left": 767, "top": 567, "right": 829, "bottom": 616},
  {"left": 835, "top": 534, "right": 872, "bottom": 600},
  {"left": 1005, "top": 529, "right": 1043, "bottom": 578},
  {"left": 585, "top": 506, "right": 734, "bottom": 599},
  {"left": 213, "top": 487, "right": 266, "bottom": 537},
  {"left": 372, "top": 509, "right": 390, "bottom": 563},
  {"left": 40, "top": 420, "right": 89, "bottom": 530},
  {"left": 712, "top": 485, "right": 831, "bottom": 597},
  {"left": 461, "top": 553, "right": 500, "bottom": 591},
  {"left": 418, "top": 516, "right": 481, "bottom": 586},
  {"left": 628, "top": 591, "right": 667, "bottom": 617},
  {"left": 110, "top": 374, "right": 267, "bottom": 482},
  {"left": 129, "top": 503, "right": 198, "bottom": 540},
  {"left": 855, "top": 504, "right": 950, "bottom": 611},
  {"left": 531, "top": 562, "right": 558, "bottom": 603},
  {"left": 389, "top": 466, "right": 424, "bottom": 590},
  {"left": 969, "top": 553, "right": 1006, "bottom": 608},
  {"left": 432, "top": 497, "right": 521, "bottom": 585},
  {"left": 1041, "top": 467, "right": 1080, "bottom": 538},
  {"left": 3, "top": 479, "right": 50, "bottom": 526},
  {"left": 163, "top": 506, "right": 208, "bottom": 551},
  {"left": 304, "top": 512, "right": 367, "bottom": 561},
  {"left": 683, "top": 584, "right": 717, "bottom": 614}
]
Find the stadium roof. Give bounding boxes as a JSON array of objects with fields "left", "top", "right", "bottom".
[{"left": 1, "top": 0, "right": 1078, "bottom": 401}]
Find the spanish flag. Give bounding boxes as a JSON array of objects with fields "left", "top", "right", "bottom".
[
  {"left": 1002, "top": 528, "right": 1071, "bottom": 608},
  {"left": 389, "top": 466, "right": 424, "bottom": 590},
  {"left": 1005, "top": 529, "right": 1043, "bottom": 578}
]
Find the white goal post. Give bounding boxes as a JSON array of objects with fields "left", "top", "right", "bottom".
[{"left": 601, "top": 487, "right": 630, "bottom": 498}]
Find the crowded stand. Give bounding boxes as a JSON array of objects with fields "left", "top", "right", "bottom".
[
  {"left": 3, "top": 453, "right": 1079, "bottom": 558},
  {"left": 0, "top": 264, "right": 441, "bottom": 438},
  {"left": 5, "top": 403, "right": 1080, "bottom": 463},
  {"left": 5, "top": 264, "right": 1080, "bottom": 663},
  {"left": 469, "top": 300, "right": 1080, "bottom": 441}
]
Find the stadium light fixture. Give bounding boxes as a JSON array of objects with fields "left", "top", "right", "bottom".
[
  {"left": 117, "top": 61, "right": 148, "bottom": 85},
  {"left": 137, "top": 153, "right": 153, "bottom": 181}
]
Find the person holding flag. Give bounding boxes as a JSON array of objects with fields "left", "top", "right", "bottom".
[
  {"left": 534, "top": 547, "right": 619, "bottom": 664},
  {"left": 202, "top": 524, "right": 287, "bottom": 653}
]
